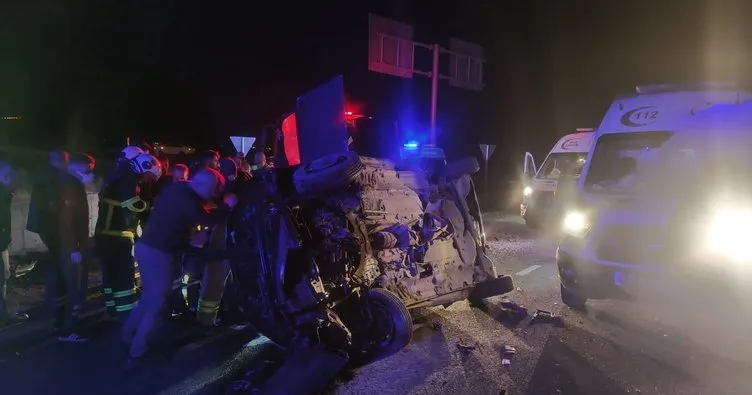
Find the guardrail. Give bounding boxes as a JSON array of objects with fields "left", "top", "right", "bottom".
[{"left": 8, "top": 192, "right": 100, "bottom": 256}]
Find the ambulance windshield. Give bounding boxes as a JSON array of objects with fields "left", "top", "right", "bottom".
[
  {"left": 536, "top": 153, "right": 587, "bottom": 180},
  {"left": 583, "top": 132, "right": 673, "bottom": 193}
]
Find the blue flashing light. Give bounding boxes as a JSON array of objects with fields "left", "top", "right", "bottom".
[{"left": 403, "top": 141, "right": 419, "bottom": 150}]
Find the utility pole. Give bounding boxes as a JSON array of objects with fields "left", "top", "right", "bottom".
[{"left": 367, "top": 14, "right": 486, "bottom": 146}]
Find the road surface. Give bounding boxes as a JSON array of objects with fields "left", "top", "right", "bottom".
[
  {"left": 3, "top": 213, "right": 752, "bottom": 395},
  {"left": 324, "top": 213, "right": 752, "bottom": 395}
]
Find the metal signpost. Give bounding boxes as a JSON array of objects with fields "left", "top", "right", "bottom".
[
  {"left": 367, "top": 14, "right": 486, "bottom": 146},
  {"left": 479, "top": 143, "right": 496, "bottom": 191}
]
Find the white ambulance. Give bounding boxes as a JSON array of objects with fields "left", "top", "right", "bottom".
[
  {"left": 557, "top": 82, "right": 752, "bottom": 310},
  {"left": 521, "top": 129, "right": 595, "bottom": 228}
]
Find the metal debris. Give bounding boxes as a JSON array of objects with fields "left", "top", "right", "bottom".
[
  {"left": 532, "top": 309, "right": 555, "bottom": 321},
  {"left": 502, "top": 358, "right": 512, "bottom": 366},
  {"left": 502, "top": 345, "right": 517, "bottom": 356},
  {"left": 497, "top": 301, "right": 529, "bottom": 324}
]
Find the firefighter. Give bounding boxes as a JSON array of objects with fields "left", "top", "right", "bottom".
[
  {"left": 96, "top": 152, "right": 162, "bottom": 321},
  {"left": 173, "top": 158, "right": 236, "bottom": 324},
  {"left": 191, "top": 158, "right": 241, "bottom": 327},
  {"left": 122, "top": 167, "right": 237, "bottom": 366},
  {"left": 51, "top": 153, "right": 96, "bottom": 342}
]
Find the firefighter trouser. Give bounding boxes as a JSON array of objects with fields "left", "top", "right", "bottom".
[
  {"left": 122, "top": 242, "right": 174, "bottom": 358},
  {"left": 174, "top": 253, "right": 202, "bottom": 315},
  {"left": 97, "top": 235, "right": 139, "bottom": 318},
  {"left": 197, "top": 219, "right": 230, "bottom": 326},
  {"left": 45, "top": 248, "right": 86, "bottom": 334},
  {"left": 0, "top": 249, "right": 9, "bottom": 314}
]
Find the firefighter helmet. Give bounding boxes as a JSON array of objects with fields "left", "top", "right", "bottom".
[
  {"left": 121, "top": 146, "right": 145, "bottom": 160},
  {"left": 131, "top": 153, "right": 162, "bottom": 178}
]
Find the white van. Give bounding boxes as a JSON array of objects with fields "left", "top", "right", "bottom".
[
  {"left": 557, "top": 82, "right": 752, "bottom": 309},
  {"left": 521, "top": 129, "right": 595, "bottom": 228}
]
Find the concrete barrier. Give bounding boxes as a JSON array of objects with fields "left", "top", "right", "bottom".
[{"left": 9, "top": 192, "right": 100, "bottom": 256}]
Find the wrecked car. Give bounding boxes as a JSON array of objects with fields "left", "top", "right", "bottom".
[{"left": 227, "top": 148, "right": 514, "bottom": 363}]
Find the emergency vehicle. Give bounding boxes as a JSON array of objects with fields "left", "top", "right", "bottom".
[
  {"left": 556, "top": 82, "right": 752, "bottom": 310},
  {"left": 521, "top": 129, "right": 595, "bottom": 228}
]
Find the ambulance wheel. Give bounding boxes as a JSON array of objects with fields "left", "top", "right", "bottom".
[
  {"left": 293, "top": 152, "right": 364, "bottom": 195},
  {"left": 560, "top": 284, "right": 587, "bottom": 311},
  {"left": 351, "top": 288, "right": 412, "bottom": 365}
]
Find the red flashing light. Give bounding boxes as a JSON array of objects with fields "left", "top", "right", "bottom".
[{"left": 345, "top": 111, "right": 353, "bottom": 116}]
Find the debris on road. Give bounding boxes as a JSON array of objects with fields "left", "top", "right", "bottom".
[
  {"left": 502, "top": 358, "right": 512, "bottom": 366},
  {"left": 529, "top": 309, "right": 567, "bottom": 328},
  {"left": 532, "top": 309, "right": 555, "bottom": 321},
  {"left": 432, "top": 322, "right": 443, "bottom": 330},
  {"left": 496, "top": 300, "right": 529, "bottom": 325},
  {"left": 501, "top": 345, "right": 517, "bottom": 356},
  {"left": 456, "top": 342, "right": 478, "bottom": 352}
]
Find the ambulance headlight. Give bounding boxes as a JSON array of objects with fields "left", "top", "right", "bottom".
[
  {"left": 705, "top": 208, "right": 752, "bottom": 262},
  {"left": 523, "top": 186, "right": 533, "bottom": 197},
  {"left": 563, "top": 211, "right": 590, "bottom": 237}
]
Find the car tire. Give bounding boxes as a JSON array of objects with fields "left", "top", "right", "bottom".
[
  {"left": 560, "top": 283, "right": 587, "bottom": 311},
  {"left": 352, "top": 288, "right": 413, "bottom": 364},
  {"left": 293, "top": 151, "right": 364, "bottom": 195}
]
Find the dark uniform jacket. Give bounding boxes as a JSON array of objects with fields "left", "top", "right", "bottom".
[{"left": 96, "top": 165, "right": 144, "bottom": 240}]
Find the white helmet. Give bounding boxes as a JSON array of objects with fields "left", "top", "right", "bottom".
[
  {"left": 121, "top": 146, "right": 145, "bottom": 160},
  {"left": 131, "top": 153, "right": 162, "bottom": 178}
]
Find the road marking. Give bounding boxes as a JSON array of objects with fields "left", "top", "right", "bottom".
[{"left": 515, "top": 265, "right": 541, "bottom": 276}]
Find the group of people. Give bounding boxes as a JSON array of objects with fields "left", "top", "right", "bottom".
[{"left": 0, "top": 141, "right": 269, "bottom": 369}]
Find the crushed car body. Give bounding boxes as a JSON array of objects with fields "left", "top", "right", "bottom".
[{"left": 227, "top": 148, "right": 513, "bottom": 366}]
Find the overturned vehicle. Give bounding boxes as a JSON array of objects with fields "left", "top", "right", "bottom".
[{"left": 227, "top": 149, "right": 514, "bottom": 362}]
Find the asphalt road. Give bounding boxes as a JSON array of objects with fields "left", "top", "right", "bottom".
[
  {"left": 328, "top": 213, "right": 752, "bottom": 395},
  {"left": 4, "top": 213, "right": 752, "bottom": 395}
]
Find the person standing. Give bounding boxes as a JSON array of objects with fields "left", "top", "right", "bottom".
[
  {"left": 51, "top": 153, "right": 96, "bottom": 342},
  {"left": 27, "top": 149, "right": 69, "bottom": 317},
  {"left": 0, "top": 161, "right": 29, "bottom": 326},
  {"left": 96, "top": 152, "right": 161, "bottom": 321},
  {"left": 122, "top": 168, "right": 236, "bottom": 366}
]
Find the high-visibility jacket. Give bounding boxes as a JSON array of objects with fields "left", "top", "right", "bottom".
[{"left": 96, "top": 168, "right": 147, "bottom": 240}]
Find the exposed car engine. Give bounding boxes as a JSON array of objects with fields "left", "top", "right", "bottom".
[{"left": 292, "top": 153, "right": 507, "bottom": 310}]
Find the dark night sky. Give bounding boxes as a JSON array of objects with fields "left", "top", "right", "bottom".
[{"left": 1, "top": 0, "right": 751, "bottom": 180}]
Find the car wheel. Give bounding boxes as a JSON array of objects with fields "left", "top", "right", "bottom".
[
  {"left": 292, "top": 151, "right": 364, "bottom": 195},
  {"left": 560, "top": 283, "right": 587, "bottom": 311},
  {"left": 351, "top": 288, "right": 413, "bottom": 365}
]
